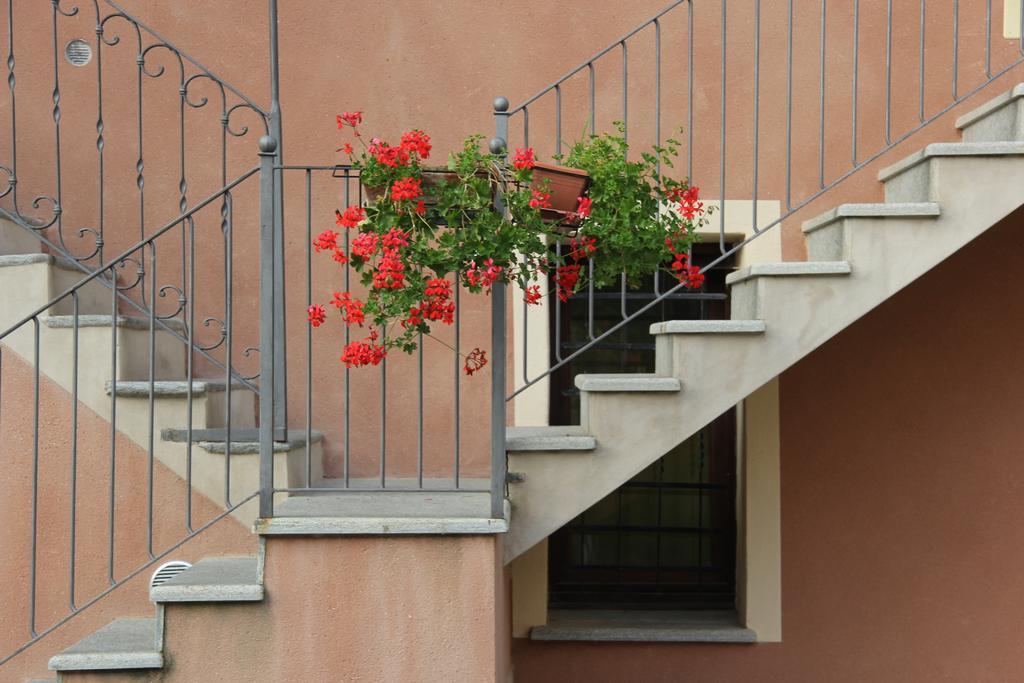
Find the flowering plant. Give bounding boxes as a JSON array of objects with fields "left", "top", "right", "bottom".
[{"left": 309, "top": 112, "right": 709, "bottom": 373}]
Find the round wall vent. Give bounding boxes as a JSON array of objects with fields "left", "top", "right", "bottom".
[
  {"left": 64, "top": 39, "right": 92, "bottom": 67},
  {"left": 150, "top": 560, "right": 192, "bottom": 588}
]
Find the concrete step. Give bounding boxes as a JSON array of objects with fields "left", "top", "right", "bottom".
[
  {"left": 879, "top": 141, "right": 1024, "bottom": 202},
  {"left": 574, "top": 374, "right": 681, "bottom": 393},
  {"left": 48, "top": 617, "right": 162, "bottom": 672},
  {"left": 150, "top": 556, "right": 262, "bottom": 603},
  {"left": 956, "top": 82, "right": 1024, "bottom": 142},
  {"left": 44, "top": 314, "right": 185, "bottom": 332},
  {"left": 727, "top": 261, "right": 852, "bottom": 320},
  {"left": 161, "top": 427, "right": 323, "bottom": 454},
  {"left": 802, "top": 203, "right": 941, "bottom": 262},
  {"left": 506, "top": 425, "right": 596, "bottom": 452},
  {"left": 108, "top": 379, "right": 237, "bottom": 398}
]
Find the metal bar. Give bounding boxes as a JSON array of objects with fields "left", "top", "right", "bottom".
[
  {"left": 29, "top": 317, "right": 39, "bottom": 637},
  {"left": 785, "top": 0, "right": 793, "bottom": 209},
  {"left": 257, "top": 137, "right": 277, "bottom": 519},
  {"left": 506, "top": 0, "right": 685, "bottom": 113},
  {"left": 555, "top": 84, "right": 562, "bottom": 156},
  {"left": 688, "top": 0, "right": 694, "bottom": 179},
  {"left": 269, "top": 0, "right": 288, "bottom": 440},
  {"left": 418, "top": 333, "right": 424, "bottom": 489},
  {"left": 720, "top": 0, "right": 727, "bottom": 252},
  {"left": 752, "top": 0, "right": 761, "bottom": 233},
  {"left": 953, "top": 0, "right": 959, "bottom": 100},
  {"left": 186, "top": 216, "right": 196, "bottom": 524},
  {"left": 985, "top": 0, "right": 992, "bottom": 79},
  {"left": 655, "top": 17, "right": 661, "bottom": 176},
  {"left": 146, "top": 241, "right": 156, "bottom": 560},
  {"left": 621, "top": 41, "right": 628, "bottom": 149},
  {"left": 69, "top": 292, "right": 80, "bottom": 609},
  {"left": 920, "top": 0, "right": 927, "bottom": 122},
  {"left": 454, "top": 272, "right": 461, "bottom": 488},
  {"left": 818, "top": 0, "right": 826, "bottom": 188},
  {"left": 885, "top": 0, "right": 893, "bottom": 144},
  {"left": 588, "top": 63, "right": 596, "bottom": 135},
  {"left": 380, "top": 328, "right": 387, "bottom": 489},
  {"left": 305, "top": 169, "right": 312, "bottom": 487},
  {"left": 852, "top": 0, "right": 859, "bottom": 165},
  {"left": 108, "top": 271, "right": 117, "bottom": 585},
  {"left": 344, "top": 180, "right": 352, "bottom": 488},
  {"left": 491, "top": 104, "right": 509, "bottom": 519}
]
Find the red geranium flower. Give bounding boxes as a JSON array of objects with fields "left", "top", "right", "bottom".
[
  {"left": 307, "top": 304, "right": 326, "bottom": 327},
  {"left": 513, "top": 148, "right": 535, "bottom": 170},
  {"left": 337, "top": 111, "right": 362, "bottom": 128},
  {"left": 524, "top": 284, "right": 542, "bottom": 305},
  {"left": 464, "top": 348, "right": 488, "bottom": 375}
]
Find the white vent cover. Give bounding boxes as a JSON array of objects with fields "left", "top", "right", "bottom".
[
  {"left": 64, "top": 39, "right": 92, "bottom": 67},
  {"left": 150, "top": 560, "right": 192, "bottom": 588}
]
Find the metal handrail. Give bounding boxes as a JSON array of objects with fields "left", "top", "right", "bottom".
[{"left": 496, "top": 0, "right": 1024, "bottom": 400}]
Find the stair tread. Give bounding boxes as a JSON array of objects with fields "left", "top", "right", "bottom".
[
  {"left": 575, "top": 374, "right": 681, "bottom": 392},
  {"left": 649, "top": 320, "right": 766, "bottom": 335},
  {"left": 802, "top": 202, "right": 941, "bottom": 234},
  {"left": 725, "top": 261, "right": 851, "bottom": 286},
  {"left": 44, "top": 314, "right": 186, "bottom": 332},
  {"left": 161, "top": 427, "right": 323, "bottom": 454},
  {"left": 507, "top": 426, "right": 596, "bottom": 451},
  {"left": 955, "top": 82, "right": 1024, "bottom": 130},
  {"left": 878, "top": 140, "right": 1024, "bottom": 181},
  {"left": 150, "top": 556, "right": 262, "bottom": 603},
  {"left": 106, "top": 380, "right": 236, "bottom": 398},
  {"left": 48, "top": 618, "right": 162, "bottom": 671}
]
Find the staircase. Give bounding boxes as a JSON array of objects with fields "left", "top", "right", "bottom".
[{"left": 503, "top": 83, "right": 1024, "bottom": 560}]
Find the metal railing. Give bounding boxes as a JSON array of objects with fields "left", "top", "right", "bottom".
[
  {"left": 0, "top": 168, "right": 260, "bottom": 666},
  {"left": 492, "top": 0, "right": 1024, "bottom": 402}
]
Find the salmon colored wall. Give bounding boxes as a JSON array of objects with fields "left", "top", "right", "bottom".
[
  {"left": 511, "top": 209, "right": 1024, "bottom": 681},
  {"left": 61, "top": 535, "right": 506, "bottom": 683},
  {"left": 0, "top": 350, "right": 254, "bottom": 681},
  {"left": 6, "top": 2, "right": 1023, "bottom": 482}
]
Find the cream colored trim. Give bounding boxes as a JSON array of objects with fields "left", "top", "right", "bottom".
[
  {"left": 1006, "top": 0, "right": 1020, "bottom": 39},
  {"left": 510, "top": 538, "right": 548, "bottom": 637},
  {"left": 739, "top": 378, "right": 782, "bottom": 641},
  {"left": 695, "top": 199, "right": 782, "bottom": 267},
  {"left": 512, "top": 273, "right": 550, "bottom": 426}
]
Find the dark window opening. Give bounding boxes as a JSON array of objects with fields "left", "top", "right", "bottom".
[{"left": 547, "top": 241, "right": 739, "bottom": 610}]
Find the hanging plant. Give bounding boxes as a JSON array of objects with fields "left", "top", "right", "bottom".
[{"left": 307, "top": 112, "right": 711, "bottom": 374}]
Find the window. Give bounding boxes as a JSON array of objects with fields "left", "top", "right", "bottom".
[{"left": 546, "top": 242, "right": 739, "bottom": 610}]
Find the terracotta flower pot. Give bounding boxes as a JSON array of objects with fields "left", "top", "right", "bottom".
[{"left": 530, "top": 162, "right": 591, "bottom": 229}]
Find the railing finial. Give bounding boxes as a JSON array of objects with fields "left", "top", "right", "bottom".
[
  {"left": 493, "top": 96, "right": 509, "bottom": 112},
  {"left": 258, "top": 135, "right": 277, "bottom": 154}
]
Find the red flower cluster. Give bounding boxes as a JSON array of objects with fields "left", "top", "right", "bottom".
[
  {"left": 381, "top": 227, "right": 410, "bottom": 250},
  {"left": 464, "top": 347, "right": 488, "bottom": 376},
  {"left": 400, "top": 130, "right": 432, "bottom": 159},
  {"left": 671, "top": 185, "right": 704, "bottom": 221},
  {"left": 529, "top": 189, "right": 552, "bottom": 209},
  {"left": 513, "top": 148, "right": 536, "bottom": 170},
  {"left": 307, "top": 304, "right": 326, "bottom": 327},
  {"left": 465, "top": 258, "right": 504, "bottom": 292},
  {"left": 391, "top": 177, "right": 422, "bottom": 203},
  {"left": 372, "top": 248, "right": 405, "bottom": 290},
  {"left": 336, "top": 205, "right": 366, "bottom": 229},
  {"left": 407, "top": 277, "right": 455, "bottom": 327},
  {"left": 524, "top": 284, "right": 542, "bottom": 305},
  {"left": 337, "top": 111, "right": 363, "bottom": 129},
  {"left": 555, "top": 264, "right": 581, "bottom": 302},
  {"left": 568, "top": 235, "right": 597, "bottom": 261},
  {"left": 342, "top": 143, "right": 354, "bottom": 155},
  {"left": 576, "top": 196, "right": 592, "bottom": 218},
  {"left": 330, "top": 291, "right": 365, "bottom": 325},
  {"left": 665, "top": 233, "right": 704, "bottom": 289},
  {"left": 313, "top": 229, "right": 338, "bottom": 253},
  {"left": 351, "top": 232, "right": 380, "bottom": 260},
  {"left": 341, "top": 330, "right": 386, "bottom": 368},
  {"left": 368, "top": 137, "right": 411, "bottom": 168}
]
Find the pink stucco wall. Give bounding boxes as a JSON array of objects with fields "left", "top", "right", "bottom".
[{"left": 512, "top": 209, "right": 1024, "bottom": 680}]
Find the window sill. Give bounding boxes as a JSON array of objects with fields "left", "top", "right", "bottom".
[{"left": 530, "top": 609, "right": 757, "bottom": 643}]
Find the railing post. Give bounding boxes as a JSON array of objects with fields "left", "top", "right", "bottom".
[
  {"left": 268, "top": 0, "right": 288, "bottom": 441},
  {"left": 490, "top": 97, "right": 510, "bottom": 520},
  {"left": 258, "top": 135, "right": 277, "bottom": 519}
]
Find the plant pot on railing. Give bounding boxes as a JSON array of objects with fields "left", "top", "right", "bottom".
[
  {"left": 360, "top": 166, "right": 494, "bottom": 226},
  {"left": 530, "top": 162, "right": 591, "bottom": 231}
]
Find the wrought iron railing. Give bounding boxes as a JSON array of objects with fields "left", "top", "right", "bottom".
[
  {"left": 0, "top": 168, "right": 259, "bottom": 666},
  {"left": 493, "top": 0, "right": 1024, "bottom": 402}
]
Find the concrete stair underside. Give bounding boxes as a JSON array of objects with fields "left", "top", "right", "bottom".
[
  {"left": 0, "top": 221, "right": 321, "bottom": 526},
  {"left": 505, "top": 81, "right": 1024, "bottom": 561}
]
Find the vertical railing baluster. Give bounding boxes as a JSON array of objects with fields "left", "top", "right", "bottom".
[
  {"left": 454, "top": 272, "right": 461, "bottom": 489},
  {"left": 654, "top": 17, "right": 661, "bottom": 175},
  {"left": 186, "top": 216, "right": 196, "bottom": 524},
  {"left": 555, "top": 84, "right": 562, "bottom": 157},
  {"left": 6, "top": 0, "right": 18, "bottom": 211},
  {"left": 417, "top": 332, "right": 423, "bottom": 489},
  {"left": 952, "top": 0, "right": 959, "bottom": 101},
  {"left": 920, "top": 0, "right": 927, "bottom": 122},
  {"left": 305, "top": 170, "right": 312, "bottom": 487},
  {"left": 224, "top": 191, "right": 234, "bottom": 502},
  {"left": 752, "top": 0, "right": 761, "bottom": 233},
  {"left": 344, "top": 178, "right": 353, "bottom": 489},
  {"left": 29, "top": 317, "right": 39, "bottom": 638},
  {"left": 50, "top": 3, "right": 64, "bottom": 252},
  {"left": 720, "top": 0, "right": 727, "bottom": 254},
  {"left": 818, "top": 0, "right": 826, "bottom": 189},
  {"left": 885, "top": 0, "right": 893, "bottom": 144},
  {"left": 95, "top": 13, "right": 105, "bottom": 265},
  {"left": 491, "top": 103, "right": 509, "bottom": 519},
  {"left": 258, "top": 136, "right": 277, "bottom": 519},
  {"left": 688, "top": 0, "right": 694, "bottom": 179},
  {"left": 852, "top": 0, "right": 859, "bottom": 165},
  {"left": 621, "top": 41, "right": 628, "bottom": 149},
  {"left": 147, "top": 241, "right": 156, "bottom": 559},
  {"left": 985, "top": 0, "right": 991, "bottom": 79},
  {"left": 69, "top": 292, "right": 80, "bottom": 610},
  {"left": 380, "top": 329, "right": 387, "bottom": 489},
  {"left": 785, "top": 0, "right": 793, "bottom": 210},
  {"left": 588, "top": 63, "right": 596, "bottom": 135},
  {"left": 108, "top": 267, "right": 117, "bottom": 585}
]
